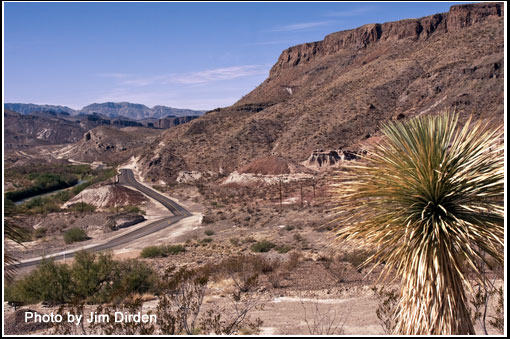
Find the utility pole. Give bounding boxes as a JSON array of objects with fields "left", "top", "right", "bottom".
[
  {"left": 312, "top": 176, "right": 316, "bottom": 199},
  {"left": 279, "top": 177, "right": 283, "bottom": 211},
  {"left": 300, "top": 180, "right": 304, "bottom": 208}
]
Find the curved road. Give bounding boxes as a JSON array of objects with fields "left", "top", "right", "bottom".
[{"left": 11, "top": 169, "right": 191, "bottom": 269}]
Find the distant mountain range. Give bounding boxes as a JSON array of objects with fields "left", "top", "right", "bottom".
[
  {"left": 4, "top": 109, "right": 199, "bottom": 149},
  {"left": 4, "top": 102, "right": 206, "bottom": 120}
]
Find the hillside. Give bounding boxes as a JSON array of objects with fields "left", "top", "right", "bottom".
[
  {"left": 138, "top": 2, "right": 504, "bottom": 183},
  {"left": 4, "top": 110, "right": 86, "bottom": 148},
  {"left": 4, "top": 109, "right": 199, "bottom": 150},
  {"left": 55, "top": 125, "right": 162, "bottom": 164}
]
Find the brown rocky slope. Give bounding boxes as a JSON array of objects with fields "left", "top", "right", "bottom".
[{"left": 139, "top": 3, "right": 504, "bottom": 183}]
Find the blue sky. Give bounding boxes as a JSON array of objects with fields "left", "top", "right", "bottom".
[{"left": 4, "top": 2, "right": 467, "bottom": 110}]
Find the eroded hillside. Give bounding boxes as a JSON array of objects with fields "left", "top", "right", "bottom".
[{"left": 138, "top": 2, "right": 504, "bottom": 183}]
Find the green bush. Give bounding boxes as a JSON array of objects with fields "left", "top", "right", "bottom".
[
  {"left": 165, "top": 244, "right": 186, "bottom": 255},
  {"left": 67, "top": 202, "right": 96, "bottom": 213},
  {"left": 275, "top": 244, "right": 292, "bottom": 254},
  {"left": 204, "top": 229, "right": 215, "bottom": 236},
  {"left": 54, "top": 190, "right": 71, "bottom": 203},
  {"left": 251, "top": 240, "right": 276, "bottom": 253},
  {"left": 5, "top": 173, "right": 78, "bottom": 202},
  {"left": 64, "top": 228, "right": 88, "bottom": 244},
  {"left": 140, "top": 244, "right": 186, "bottom": 258},
  {"left": 122, "top": 205, "right": 145, "bottom": 215},
  {"left": 140, "top": 246, "right": 164, "bottom": 258},
  {"left": 5, "top": 251, "right": 158, "bottom": 305},
  {"left": 5, "top": 259, "right": 73, "bottom": 305}
]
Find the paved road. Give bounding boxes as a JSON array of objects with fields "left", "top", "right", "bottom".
[{"left": 11, "top": 169, "right": 191, "bottom": 269}]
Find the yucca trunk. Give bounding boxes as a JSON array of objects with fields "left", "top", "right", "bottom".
[{"left": 394, "top": 239, "right": 475, "bottom": 334}]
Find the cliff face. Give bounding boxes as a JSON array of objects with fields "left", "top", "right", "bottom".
[
  {"left": 152, "top": 116, "right": 199, "bottom": 129},
  {"left": 138, "top": 2, "right": 504, "bottom": 183},
  {"left": 269, "top": 3, "right": 502, "bottom": 77}
]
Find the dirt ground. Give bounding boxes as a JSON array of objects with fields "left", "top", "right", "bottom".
[{"left": 5, "top": 157, "right": 504, "bottom": 335}]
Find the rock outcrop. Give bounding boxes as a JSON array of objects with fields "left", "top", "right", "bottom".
[
  {"left": 63, "top": 183, "right": 148, "bottom": 210},
  {"left": 269, "top": 3, "right": 502, "bottom": 77},
  {"left": 303, "top": 150, "right": 364, "bottom": 170}
]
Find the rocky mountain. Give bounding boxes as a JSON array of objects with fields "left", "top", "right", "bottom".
[
  {"left": 4, "top": 102, "right": 205, "bottom": 120},
  {"left": 4, "top": 109, "right": 198, "bottom": 149},
  {"left": 55, "top": 125, "right": 162, "bottom": 165},
  {"left": 4, "top": 103, "right": 76, "bottom": 115},
  {"left": 79, "top": 102, "right": 205, "bottom": 119},
  {"left": 150, "top": 115, "right": 199, "bottom": 129},
  {"left": 4, "top": 109, "right": 86, "bottom": 148},
  {"left": 137, "top": 2, "right": 504, "bottom": 183}
]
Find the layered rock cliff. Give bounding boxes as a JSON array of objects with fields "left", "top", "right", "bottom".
[{"left": 268, "top": 3, "right": 503, "bottom": 77}]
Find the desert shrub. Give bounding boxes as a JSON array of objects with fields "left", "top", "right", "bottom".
[
  {"left": 6, "top": 251, "right": 158, "bottom": 305},
  {"left": 275, "top": 244, "right": 292, "bottom": 254},
  {"left": 71, "top": 182, "right": 92, "bottom": 195},
  {"left": 140, "top": 244, "right": 186, "bottom": 258},
  {"left": 300, "top": 299, "right": 346, "bottom": 335},
  {"left": 5, "top": 259, "right": 73, "bottom": 305},
  {"left": 34, "top": 227, "right": 47, "bottom": 239},
  {"left": 165, "top": 245, "right": 186, "bottom": 255},
  {"left": 115, "top": 259, "right": 158, "bottom": 300},
  {"left": 285, "top": 250, "right": 302, "bottom": 270},
  {"left": 204, "top": 229, "right": 215, "bottom": 236},
  {"left": 201, "top": 214, "right": 215, "bottom": 224},
  {"left": 54, "top": 190, "right": 71, "bottom": 203},
  {"left": 71, "top": 251, "right": 118, "bottom": 302},
  {"left": 489, "top": 287, "right": 504, "bottom": 333},
  {"left": 67, "top": 202, "right": 96, "bottom": 213},
  {"left": 200, "top": 237, "right": 213, "bottom": 244},
  {"left": 140, "top": 246, "right": 164, "bottom": 258},
  {"left": 123, "top": 205, "right": 145, "bottom": 215},
  {"left": 217, "top": 255, "right": 277, "bottom": 292},
  {"left": 5, "top": 173, "right": 78, "bottom": 202},
  {"left": 251, "top": 240, "right": 276, "bottom": 253},
  {"left": 373, "top": 287, "right": 399, "bottom": 334},
  {"left": 41, "top": 201, "right": 61, "bottom": 213},
  {"left": 338, "top": 249, "right": 374, "bottom": 273},
  {"left": 229, "top": 238, "right": 240, "bottom": 246},
  {"left": 25, "top": 197, "right": 43, "bottom": 209},
  {"left": 63, "top": 228, "right": 88, "bottom": 244}
]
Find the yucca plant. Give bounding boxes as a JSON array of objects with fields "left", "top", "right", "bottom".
[{"left": 331, "top": 112, "right": 504, "bottom": 335}]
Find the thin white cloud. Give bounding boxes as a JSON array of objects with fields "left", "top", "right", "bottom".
[
  {"left": 113, "top": 65, "right": 270, "bottom": 87},
  {"left": 169, "top": 65, "right": 269, "bottom": 84},
  {"left": 272, "top": 21, "right": 332, "bottom": 32},
  {"left": 92, "top": 65, "right": 271, "bottom": 110}
]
